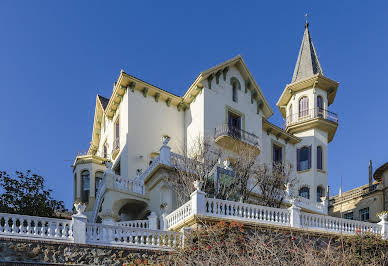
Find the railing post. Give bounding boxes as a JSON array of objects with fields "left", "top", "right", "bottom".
[
  {"left": 191, "top": 180, "right": 206, "bottom": 216},
  {"left": 160, "top": 213, "right": 168, "bottom": 231},
  {"left": 180, "top": 227, "right": 193, "bottom": 248},
  {"left": 378, "top": 213, "right": 388, "bottom": 240},
  {"left": 72, "top": 202, "right": 88, "bottom": 244},
  {"left": 148, "top": 212, "right": 158, "bottom": 230},
  {"left": 160, "top": 135, "right": 171, "bottom": 166},
  {"left": 288, "top": 201, "right": 301, "bottom": 229}
]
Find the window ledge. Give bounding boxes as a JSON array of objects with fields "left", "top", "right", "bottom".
[
  {"left": 317, "top": 169, "right": 326, "bottom": 174},
  {"left": 297, "top": 169, "right": 311, "bottom": 174}
]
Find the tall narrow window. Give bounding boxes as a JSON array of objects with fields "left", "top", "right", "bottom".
[
  {"left": 317, "top": 146, "right": 323, "bottom": 170},
  {"left": 289, "top": 104, "right": 293, "bottom": 123},
  {"left": 228, "top": 111, "right": 241, "bottom": 139},
  {"left": 81, "top": 170, "right": 90, "bottom": 203},
  {"left": 299, "top": 187, "right": 310, "bottom": 199},
  {"left": 232, "top": 85, "right": 238, "bottom": 102},
  {"left": 95, "top": 171, "right": 103, "bottom": 197},
  {"left": 317, "top": 95, "right": 323, "bottom": 117},
  {"left": 114, "top": 118, "right": 120, "bottom": 151},
  {"left": 299, "top": 97, "right": 309, "bottom": 117},
  {"left": 297, "top": 146, "right": 311, "bottom": 171},
  {"left": 316, "top": 186, "right": 324, "bottom": 202},
  {"left": 273, "top": 144, "right": 282, "bottom": 164}
]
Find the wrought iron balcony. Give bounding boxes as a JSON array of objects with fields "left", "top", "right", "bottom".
[
  {"left": 283, "top": 108, "right": 338, "bottom": 129},
  {"left": 214, "top": 124, "right": 260, "bottom": 152}
]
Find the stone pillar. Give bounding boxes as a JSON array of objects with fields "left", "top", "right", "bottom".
[
  {"left": 148, "top": 212, "right": 158, "bottom": 230},
  {"left": 191, "top": 180, "right": 206, "bottom": 216},
  {"left": 72, "top": 202, "right": 87, "bottom": 244},
  {"left": 159, "top": 136, "right": 171, "bottom": 166},
  {"left": 160, "top": 213, "right": 168, "bottom": 231},
  {"left": 288, "top": 201, "right": 301, "bottom": 228},
  {"left": 378, "top": 213, "right": 388, "bottom": 240},
  {"left": 180, "top": 227, "right": 193, "bottom": 248}
]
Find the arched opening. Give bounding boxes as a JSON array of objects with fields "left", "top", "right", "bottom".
[
  {"left": 118, "top": 200, "right": 149, "bottom": 221},
  {"left": 299, "top": 96, "right": 309, "bottom": 117},
  {"left": 299, "top": 186, "right": 310, "bottom": 199},
  {"left": 81, "top": 170, "right": 90, "bottom": 203}
]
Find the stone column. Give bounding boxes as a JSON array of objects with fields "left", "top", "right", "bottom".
[
  {"left": 72, "top": 203, "right": 88, "bottom": 244},
  {"left": 191, "top": 180, "right": 206, "bottom": 216},
  {"left": 288, "top": 201, "right": 301, "bottom": 228},
  {"left": 148, "top": 212, "right": 158, "bottom": 230}
]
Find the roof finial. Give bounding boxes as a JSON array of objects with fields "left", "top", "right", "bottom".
[{"left": 305, "top": 13, "right": 309, "bottom": 28}]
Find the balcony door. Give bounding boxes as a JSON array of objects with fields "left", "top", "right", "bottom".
[{"left": 228, "top": 111, "right": 241, "bottom": 139}]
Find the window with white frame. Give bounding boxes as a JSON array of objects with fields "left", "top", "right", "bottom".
[
  {"left": 297, "top": 146, "right": 311, "bottom": 171},
  {"left": 359, "top": 207, "right": 369, "bottom": 222},
  {"left": 81, "top": 170, "right": 90, "bottom": 203},
  {"left": 299, "top": 187, "right": 310, "bottom": 199},
  {"left": 317, "top": 146, "right": 323, "bottom": 170},
  {"left": 299, "top": 96, "right": 309, "bottom": 117}
]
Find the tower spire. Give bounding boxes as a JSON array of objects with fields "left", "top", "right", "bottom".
[{"left": 291, "top": 18, "right": 323, "bottom": 83}]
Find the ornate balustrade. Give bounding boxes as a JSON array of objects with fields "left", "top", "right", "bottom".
[
  {"left": 214, "top": 124, "right": 260, "bottom": 149},
  {"left": 113, "top": 175, "right": 144, "bottom": 195},
  {"left": 86, "top": 223, "right": 181, "bottom": 250},
  {"left": 115, "top": 220, "right": 149, "bottom": 229},
  {"left": 300, "top": 212, "right": 382, "bottom": 234},
  {"left": 0, "top": 213, "right": 73, "bottom": 242},
  {"left": 165, "top": 200, "right": 192, "bottom": 229},
  {"left": 204, "top": 198, "right": 290, "bottom": 226}
]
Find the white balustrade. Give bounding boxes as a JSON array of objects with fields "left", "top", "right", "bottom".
[
  {"left": 300, "top": 212, "right": 382, "bottom": 235},
  {"left": 115, "top": 220, "right": 149, "bottom": 229},
  {"left": 205, "top": 198, "right": 290, "bottom": 226},
  {"left": 113, "top": 175, "right": 145, "bottom": 195},
  {"left": 165, "top": 200, "right": 193, "bottom": 229},
  {"left": 0, "top": 213, "right": 73, "bottom": 241},
  {"left": 86, "top": 223, "right": 181, "bottom": 249}
]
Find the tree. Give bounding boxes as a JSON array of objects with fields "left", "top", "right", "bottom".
[
  {"left": 168, "top": 136, "right": 297, "bottom": 207},
  {"left": 0, "top": 170, "right": 65, "bottom": 218}
]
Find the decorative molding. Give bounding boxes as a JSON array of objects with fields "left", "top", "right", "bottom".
[
  {"left": 166, "top": 98, "right": 171, "bottom": 107},
  {"left": 245, "top": 79, "right": 251, "bottom": 93},
  {"left": 127, "top": 82, "right": 136, "bottom": 92},
  {"left": 222, "top": 67, "right": 229, "bottom": 81},
  {"left": 196, "top": 83, "right": 204, "bottom": 91},
  {"left": 154, "top": 93, "right": 160, "bottom": 102},
  {"left": 208, "top": 74, "right": 214, "bottom": 90},
  {"left": 177, "top": 102, "right": 184, "bottom": 112},
  {"left": 215, "top": 70, "right": 222, "bottom": 84},
  {"left": 251, "top": 91, "right": 257, "bottom": 104},
  {"left": 266, "top": 128, "right": 272, "bottom": 135},
  {"left": 276, "top": 133, "right": 281, "bottom": 140},
  {"left": 256, "top": 99, "right": 263, "bottom": 114},
  {"left": 142, "top": 87, "right": 149, "bottom": 97}
]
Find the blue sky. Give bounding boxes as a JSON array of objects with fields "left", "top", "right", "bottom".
[{"left": 0, "top": 1, "right": 387, "bottom": 209}]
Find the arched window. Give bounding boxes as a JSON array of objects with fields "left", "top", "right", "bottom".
[
  {"left": 317, "top": 146, "right": 323, "bottom": 170},
  {"left": 316, "top": 186, "right": 324, "bottom": 202},
  {"left": 299, "top": 96, "right": 309, "bottom": 117},
  {"left": 297, "top": 146, "right": 311, "bottom": 171},
  {"left": 95, "top": 171, "right": 103, "bottom": 197},
  {"left": 289, "top": 104, "right": 293, "bottom": 123},
  {"left": 317, "top": 95, "right": 323, "bottom": 117},
  {"left": 299, "top": 187, "right": 310, "bottom": 199},
  {"left": 81, "top": 170, "right": 90, "bottom": 203},
  {"left": 232, "top": 84, "right": 238, "bottom": 102}
]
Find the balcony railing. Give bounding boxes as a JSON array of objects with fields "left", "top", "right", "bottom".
[
  {"left": 214, "top": 124, "right": 259, "bottom": 148},
  {"left": 283, "top": 108, "right": 338, "bottom": 129}
]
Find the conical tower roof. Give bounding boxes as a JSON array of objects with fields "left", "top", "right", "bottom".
[{"left": 291, "top": 23, "right": 323, "bottom": 83}]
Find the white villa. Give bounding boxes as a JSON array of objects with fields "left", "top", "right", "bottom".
[{"left": 72, "top": 22, "right": 339, "bottom": 226}]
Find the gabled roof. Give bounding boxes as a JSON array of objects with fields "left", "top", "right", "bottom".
[
  {"left": 292, "top": 23, "right": 323, "bottom": 83},
  {"left": 183, "top": 55, "right": 273, "bottom": 119}
]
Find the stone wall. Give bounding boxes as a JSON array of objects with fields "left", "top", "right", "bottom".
[{"left": 0, "top": 237, "right": 167, "bottom": 265}]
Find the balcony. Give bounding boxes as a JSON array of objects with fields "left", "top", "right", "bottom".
[
  {"left": 214, "top": 124, "right": 260, "bottom": 155},
  {"left": 283, "top": 108, "right": 338, "bottom": 142},
  {"left": 112, "top": 138, "right": 120, "bottom": 159}
]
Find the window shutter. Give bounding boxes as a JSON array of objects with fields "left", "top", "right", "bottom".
[
  {"left": 308, "top": 145, "right": 312, "bottom": 169},
  {"left": 297, "top": 148, "right": 300, "bottom": 171}
]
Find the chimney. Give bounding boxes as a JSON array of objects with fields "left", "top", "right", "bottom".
[{"left": 369, "top": 160, "right": 373, "bottom": 186}]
